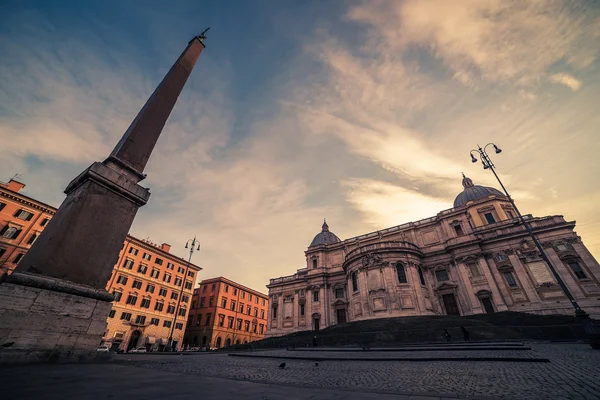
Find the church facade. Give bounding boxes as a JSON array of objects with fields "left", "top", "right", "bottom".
[{"left": 265, "top": 176, "right": 600, "bottom": 337}]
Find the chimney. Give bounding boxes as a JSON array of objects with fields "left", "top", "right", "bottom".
[
  {"left": 3, "top": 178, "right": 26, "bottom": 193},
  {"left": 161, "top": 243, "right": 171, "bottom": 253}
]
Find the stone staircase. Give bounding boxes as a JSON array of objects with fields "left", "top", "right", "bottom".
[{"left": 240, "top": 312, "right": 597, "bottom": 350}]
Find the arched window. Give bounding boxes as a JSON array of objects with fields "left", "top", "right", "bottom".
[
  {"left": 417, "top": 267, "right": 426, "bottom": 286},
  {"left": 351, "top": 272, "right": 358, "bottom": 292},
  {"left": 215, "top": 337, "right": 222, "bottom": 348},
  {"left": 243, "top": 340, "right": 248, "bottom": 344},
  {"left": 396, "top": 263, "right": 407, "bottom": 283},
  {"left": 235, "top": 339, "right": 240, "bottom": 344},
  {"left": 225, "top": 338, "right": 231, "bottom": 347}
]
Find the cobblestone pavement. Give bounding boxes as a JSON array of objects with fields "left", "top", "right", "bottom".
[{"left": 118, "top": 343, "right": 600, "bottom": 399}]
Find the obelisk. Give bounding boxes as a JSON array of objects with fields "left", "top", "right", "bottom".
[{"left": 0, "top": 31, "right": 208, "bottom": 363}]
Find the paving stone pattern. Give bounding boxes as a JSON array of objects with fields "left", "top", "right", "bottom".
[{"left": 121, "top": 343, "right": 600, "bottom": 400}]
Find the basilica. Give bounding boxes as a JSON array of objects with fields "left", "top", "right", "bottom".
[{"left": 265, "top": 175, "right": 600, "bottom": 337}]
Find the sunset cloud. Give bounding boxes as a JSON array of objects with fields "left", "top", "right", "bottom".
[{"left": 549, "top": 73, "right": 583, "bottom": 91}]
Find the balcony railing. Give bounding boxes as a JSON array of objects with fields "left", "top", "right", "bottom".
[{"left": 345, "top": 240, "right": 422, "bottom": 261}]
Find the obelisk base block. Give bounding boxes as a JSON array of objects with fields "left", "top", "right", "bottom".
[{"left": 0, "top": 273, "right": 113, "bottom": 364}]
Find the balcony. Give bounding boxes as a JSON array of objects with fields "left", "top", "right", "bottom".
[
  {"left": 344, "top": 241, "right": 423, "bottom": 266},
  {"left": 472, "top": 215, "right": 569, "bottom": 241},
  {"left": 269, "top": 268, "right": 308, "bottom": 285}
]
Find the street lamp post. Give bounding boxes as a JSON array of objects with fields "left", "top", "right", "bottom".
[
  {"left": 470, "top": 143, "right": 599, "bottom": 349},
  {"left": 165, "top": 236, "right": 200, "bottom": 352}
]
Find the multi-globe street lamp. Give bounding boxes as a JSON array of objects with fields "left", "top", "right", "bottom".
[
  {"left": 165, "top": 236, "right": 200, "bottom": 352},
  {"left": 469, "top": 143, "right": 599, "bottom": 349}
]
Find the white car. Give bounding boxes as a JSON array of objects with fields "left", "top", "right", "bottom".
[
  {"left": 128, "top": 347, "right": 147, "bottom": 353},
  {"left": 97, "top": 345, "right": 110, "bottom": 352}
]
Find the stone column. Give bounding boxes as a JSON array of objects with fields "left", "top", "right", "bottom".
[{"left": 0, "top": 34, "right": 208, "bottom": 363}]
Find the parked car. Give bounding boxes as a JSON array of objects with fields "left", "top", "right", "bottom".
[
  {"left": 97, "top": 345, "right": 110, "bottom": 352},
  {"left": 128, "top": 347, "right": 147, "bottom": 353}
]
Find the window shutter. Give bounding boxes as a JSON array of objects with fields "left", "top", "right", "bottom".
[
  {"left": 0, "top": 225, "right": 7, "bottom": 235},
  {"left": 13, "top": 229, "right": 22, "bottom": 239},
  {"left": 26, "top": 213, "right": 33, "bottom": 221},
  {"left": 13, "top": 210, "right": 21, "bottom": 217}
]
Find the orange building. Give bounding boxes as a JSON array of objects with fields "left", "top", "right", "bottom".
[
  {"left": 0, "top": 178, "right": 55, "bottom": 275},
  {"left": 104, "top": 236, "right": 201, "bottom": 352},
  {"left": 1, "top": 176, "right": 201, "bottom": 351},
  {"left": 185, "top": 277, "right": 269, "bottom": 349}
]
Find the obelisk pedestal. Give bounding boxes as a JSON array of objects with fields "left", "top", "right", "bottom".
[{"left": 0, "top": 33, "right": 207, "bottom": 363}]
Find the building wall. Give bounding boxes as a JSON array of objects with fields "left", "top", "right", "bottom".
[
  {"left": 0, "top": 179, "right": 55, "bottom": 275},
  {"left": 185, "top": 277, "right": 269, "bottom": 348},
  {"left": 266, "top": 196, "right": 600, "bottom": 338}
]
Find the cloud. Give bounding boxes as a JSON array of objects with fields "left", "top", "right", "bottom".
[{"left": 549, "top": 73, "right": 582, "bottom": 91}]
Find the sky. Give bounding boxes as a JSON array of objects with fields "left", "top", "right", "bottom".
[{"left": 1, "top": 0, "right": 600, "bottom": 292}]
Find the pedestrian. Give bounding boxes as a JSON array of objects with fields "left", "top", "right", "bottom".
[
  {"left": 444, "top": 329, "right": 451, "bottom": 342},
  {"left": 461, "top": 326, "right": 470, "bottom": 342}
]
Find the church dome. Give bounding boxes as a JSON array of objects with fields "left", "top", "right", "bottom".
[
  {"left": 309, "top": 219, "right": 341, "bottom": 247},
  {"left": 453, "top": 174, "right": 506, "bottom": 208}
]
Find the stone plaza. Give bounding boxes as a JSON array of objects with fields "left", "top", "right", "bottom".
[{"left": 2, "top": 342, "right": 600, "bottom": 399}]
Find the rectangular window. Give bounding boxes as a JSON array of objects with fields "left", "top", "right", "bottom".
[
  {"left": 0, "top": 202, "right": 5, "bottom": 211},
  {"left": 182, "top": 295, "right": 189, "bottom": 304},
  {"left": 155, "top": 257, "right": 163, "bottom": 265},
  {"left": 224, "top": 284, "right": 229, "bottom": 293},
  {"left": 163, "top": 320, "right": 172, "bottom": 328},
  {"left": 300, "top": 304, "right": 305, "bottom": 316},
  {"left": 435, "top": 270, "right": 449, "bottom": 282},
  {"left": 247, "top": 305, "right": 251, "bottom": 315},
  {"left": 202, "top": 286, "right": 207, "bottom": 293},
  {"left": 188, "top": 271, "right": 194, "bottom": 278},
  {"left": 174, "top": 277, "right": 182, "bottom": 286},
  {"left": 205, "top": 313, "right": 211, "bottom": 325},
  {"left": 14, "top": 210, "right": 34, "bottom": 221},
  {"left": 241, "top": 291, "right": 245, "bottom": 299},
  {"left": 150, "top": 268, "right": 160, "bottom": 278},
  {"left": 272, "top": 306, "right": 278, "bottom": 319},
  {"left": 135, "top": 315, "right": 146, "bottom": 324},
  {"left": 146, "top": 284, "right": 155, "bottom": 293},
  {"left": 239, "top": 303, "right": 244, "bottom": 313},
  {"left": 126, "top": 294, "right": 137, "bottom": 305},
  {"left": 185, "top": 281, "right": 192, "bottom": 290},
  {"left": 244, "top": 321, "right": 250, "bottom": 331},
  {"left": 175, "top": 323, "right": 183, "bottom": 330},
  {"left": 112, "top": 291, "right": 122, "bottom": 302},
  {"left": 142, "top": 253, "right": 151, "bottom": 261},
  {"left": 191, "top": 300, "right": 197, "bottom": 309},
  {"left": 167, "top": 262, "right": 174, "bottom": 270},
  {"left": 108, "top": 309, "right": 116, "bottom": 318},
  {"left": 209, "top": 296, "right": 214, "bottom": 306},
  {"left": 137, "top": 263, "right": 148, "bottom": 274},
  {"left": 259, "top": 324, "right": 264, "bottom": 334},
  {"left": 171, "top": 292, "right": 179, "bottom": 300},
  {"left": 467, "top": 262, "right": 481, "bottom": 277},
  {"left": 177, "top": 266, "right": 185, "bottom": 274},
  {"left": 128, "top": 247, "right": 138, "bottom": 255},
  {"left": 178, "top": 308, "right": 186, "bottom": 316},
  {"left": 26, "top": 233, "right": 37, "bottom": 245},
  {"left": 154, "top": 302, "right": 164, "bottom": 312},
  {"left": 254, "top": 308, "right": 258, "bottom": 317},
  {"left": 150, "top": 318, "right": 159, "bottom": 326},
  {"left": 117, "top": 276, "right": 128, "bottom": 285},
  {"left": 211, "top": 283, "right": 216, "bottom": 291},
  {"left": 218, "top": 315, "right": 225, "bottom": 327},
  {"left": 13, "top": 253, "right": 24, "bottom": 264},
  {"left": 233, "top": 288, "right": 238, "bottom": 295},
  {"left": 132, "top": 280, "right": 142, "bottom": 289},
  {"left": 221, "top": 298, "right": 227, "bottom": 308},
  {"left": 200, "top": 297, "right": 205, "bottom": 307},
  {"left": 504, "top": 271, "right": 518, "bottom": 287},
  {"left": 228, "top": 317, "right": 234, "bottom": 328},
  {"left": 249, "top": 294, "right": 253, "bottom": 301},
  {"left": 140, "top": 298, "right": 151, "bottom": 308},
  {"left": 120, "top": 312, "right": 131, "bottom": 321},
  {"left": 123, "top": 259, "right": 134, "bottom": 269},
  {"left": 159, "top": 288, "right": 167, "bottom": 297},
  {"left": 167, "top": 305, "right": 175, "bottom": 314},
  {"left": 313, "top": 290, "right": 319, "bottom": 302},
  {"left": 237, "top": 319, "right": 242, "bottom": 330},
  {"left": 312, "top": 259, "right": 317, "bottom": 269},
  {"left": 255, "top": 297, "right": 259, "bottom": 304},
  {"left": 230, "top": 300, "right": 236, "bottom": 311},
  {"left": 261, "top": 310, "right": 265, "bottom": 319},
  {"left": 163, "top": 273, "right": 171, "bottom": 283},
  {"left": 335, "top": 288, "right": 344, "bottom": 298},
  {"left": 196, "top": 314, "right": 202, "bottom": 325},
  {"left": 40, "top": 217, "right": 49, "bottom": 226},
  {"left": 262, "top": 299, "right": 265, "bottom": 306},
  {"left": 351, "top": 273, "right": 359, "bottom": 292},
  {"left": 453, "top": 224, "right": 464, "bottom": 236},
  {"left": 418, "top": 268, "right": 426, "bottom": 285},
  {"left": 568, "top": 261, "right": 587, "bottom": 280},
  {"left": 484, "top": 212, "right": 496, "bottom": 224}
]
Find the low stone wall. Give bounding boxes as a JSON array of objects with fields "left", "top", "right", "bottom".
[{"left": 0, "top": 273, "right": 113, "bottom": 364}]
